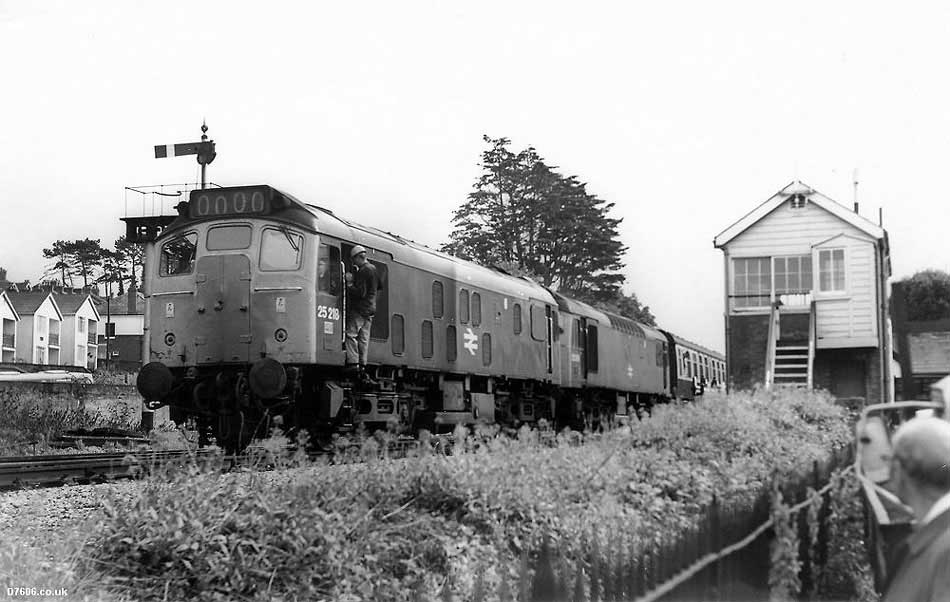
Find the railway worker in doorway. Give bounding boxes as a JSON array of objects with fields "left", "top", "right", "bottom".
[
  {"left": 881, "top": 416, "right": 950, "bottom": 602},
  {"left": 345, "top": 245, "right": 380, "bottom": 384}
]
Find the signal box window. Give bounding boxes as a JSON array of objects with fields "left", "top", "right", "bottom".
[
  {"left": 159, "top": 232, "right": 197, "bottom": 276},
  {"left": 818, "top": 249, "right": 846, "bottom": 292},
  {"left": 732, "top": 257, "right": 770, "bottom": 308},
  {"left": 472, "top": 292, "right": 482, "bottom": 327},
  {"left": 459, "top": 290, "right": 470, "bottom": 324},
  {"left": 318, "top": 244, "right": 341, "bottom": 295},
  {"left": 432, "top": 281, "right": 444, "bottom": 318},
  {"left": 391, "top": 314, "right": 405, "bottom": 355},
  {"left": 207, "top": 225, "right": 252, "bottom": 250},
  {"left": 513, "top": 303, "right": 522, "bottom": 335},
  {"left": 260, "top": 228, "right": 303, "bottom": 271}
]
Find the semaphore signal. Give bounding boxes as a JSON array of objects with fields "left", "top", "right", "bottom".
[{"left": 153, "top": 120, "right": 216, "bottom": 189}]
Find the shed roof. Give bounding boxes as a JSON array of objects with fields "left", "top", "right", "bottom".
[
  {"left": 908, "top": 331, "right": 950, "bottom": 375},
  {"left": 713, "top": 181, "right": 887, "bottom": 248}
]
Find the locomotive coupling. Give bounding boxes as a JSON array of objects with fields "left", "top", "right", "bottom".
[
  {"left": 137, "top": 361, "right": 174, "bottom": 402},
  {"left": 249, "top": 357, "right": 287, "bottom": 399}
]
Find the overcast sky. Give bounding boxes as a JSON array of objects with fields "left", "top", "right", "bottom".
[{"left": 2, "top": 1, "right": 948, "bottom": 352}]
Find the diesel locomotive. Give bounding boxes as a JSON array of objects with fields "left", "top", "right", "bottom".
[{"left": 133, "top": 185, "right": 724, "bottom": 448}]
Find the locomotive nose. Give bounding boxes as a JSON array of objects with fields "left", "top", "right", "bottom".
[{"left": 137, "top": 361, "right": 174, "bottom": 401}]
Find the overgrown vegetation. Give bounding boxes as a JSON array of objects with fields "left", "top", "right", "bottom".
[
  {"left": 1, "top": 387, "right": 874, "bottom": 600},
  {"left": 0, "top": 388, "right": 140, "bottom": 454}
]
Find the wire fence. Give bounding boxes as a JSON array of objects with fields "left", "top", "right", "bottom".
[{"left": 437, "top": 445, "right": 853, "bottom": 602}]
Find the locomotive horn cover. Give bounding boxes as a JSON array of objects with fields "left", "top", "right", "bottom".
[
  {"left": 137, "top": 362, "right": 174, "bottom": 401},
  {"left": 249, "top": 358, "right": 287, "bottom": 399}
]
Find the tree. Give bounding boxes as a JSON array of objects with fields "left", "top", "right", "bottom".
[
  {"left": 601, "top": 291, "right": 657, "bottom": 326},
  {"left": 114, "top": 235, "right": 144, "bottom": 294},
  {"left": 42, "top": 240, "right": 78, "bottom": 286},
  {"left": 443, "top": 135, "right": 630, "bottom": 310},
  {"left": 99, "top": 249, "right": 126, "bottom": 296},
  {"left": 70, "top": 238, "right": 106, "bottom": 288},
  {"left": 899, "top": 269, "right": 950, "bottom": 321}
]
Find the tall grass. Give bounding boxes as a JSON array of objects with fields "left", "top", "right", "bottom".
[{"left": 54, "top": 387, "right": 855, "bottom": 601}]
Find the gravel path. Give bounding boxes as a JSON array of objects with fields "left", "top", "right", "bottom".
[{"left": 0, "top": 481, "right": 142, "bottom": 550}]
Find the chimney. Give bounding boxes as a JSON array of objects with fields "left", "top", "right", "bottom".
[
  {"left": 0, "top": 267, "right": 6, "bottom": 281},
  {"left": 853, "top": 168, "right": 860, "bottom": 214},
  {"left": 128, "top": 282, "right": 137, "bottom": 313}
]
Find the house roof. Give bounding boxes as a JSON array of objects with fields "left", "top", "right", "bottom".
[
  {"left": 5, "top": 290, "right": 63, "bottom": 319},
  {"left": 908, "top": 331, "right": 950, "bottom": 375},
  {"left": 52, "top": 292, "right": 95, "bottom": 315},
  {"left": 0, "top": 291, "right": 20, "bottom": 321},
  {"left": 713, "top": 181, "right": 887, "bottom": 248}
]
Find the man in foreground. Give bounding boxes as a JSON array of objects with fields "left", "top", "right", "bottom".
[{"left": 882, "top": 416, "right": 950, "bottom": 602}]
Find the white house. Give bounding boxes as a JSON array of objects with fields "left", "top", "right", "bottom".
[
  {"left": 53, "top": 292, "right": 101, "bottom": 369},
  {"left": 7, "top": 291, "right": 64, "bottom": 365},
  {"left": 0, "top": 290, "right": 19, "bottom": 363}
]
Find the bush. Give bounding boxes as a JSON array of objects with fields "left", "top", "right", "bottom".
[{"left": 70, "top": 387, "right": 852, "bottom": 600}]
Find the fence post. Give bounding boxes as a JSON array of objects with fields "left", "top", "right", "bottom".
[{"left": 531, "top": 534, "right": 559, "bottom": 602}]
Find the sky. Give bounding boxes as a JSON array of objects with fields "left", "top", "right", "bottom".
[{"left": 2, "top": 1, "right": 949, "bottom": 353}]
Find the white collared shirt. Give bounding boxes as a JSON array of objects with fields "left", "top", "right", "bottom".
[{"left": 921, "top": 490, "right": 950, "bottom": 525}]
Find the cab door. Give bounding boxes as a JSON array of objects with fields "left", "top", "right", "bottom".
[
  {"left": 194, "top": 254, "right": 251, "bottom": 363},
  {"left": 316, "top": 242, "right": 344, "bottom": 355}
]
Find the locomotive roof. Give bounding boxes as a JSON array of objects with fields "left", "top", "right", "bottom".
[
  {"left": 293, "top": 194, "right": 558, "bottom": 303},
  {"left": 661, "top": 329, "right": 724, "bottom": 360}
]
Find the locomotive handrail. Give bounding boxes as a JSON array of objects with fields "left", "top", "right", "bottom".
[{"left": 253, "top": 286, "right": 304, "bottom": 292}]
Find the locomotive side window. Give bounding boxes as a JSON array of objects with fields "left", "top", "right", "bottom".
[
  {"left": 586, "top": 324, "right": 599, "bottom": 372},
  {"left": 207, "top": 224, "right": 251, "bottom": 250},
  {"left": 513, "top": 303, "right": 522, "bottom": 335},
  {"left": 391, "top": 314, "right": 405, "bottom": 355},
  {"left": 318, "top": 245, "right": 341, "bottom": 295},
  {"left": 459, "top": 289, "right": 470, "bottom": 324},
  {"left": 530, "top": 305, "right": 546, "bottom": 342},
  {"left": 260, "top": 227, "right": 303, "bottom": 271},
  {"left": 159, "top": 232, "right": 197, "bottom": 276},
  {"left": 472, "top": 292, "right": 481, "bottom": 327},
  {"left": 421, "top": 320, "right": 433, "bottom": 359},
  {"left": 432, "top": 281, "right": 444, "bottom": 318},
  {"left": 482, "top": 333, "right": 491, "bottom": 366},
  {"left": 446, "top": 325, "right": 457, "bottom": 361}
]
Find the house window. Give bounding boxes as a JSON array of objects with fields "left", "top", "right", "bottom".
[
  {"left": 733, "top": 257, "right": 771, "bottom": 308},
  {"left": 774, "top": 255, "right": 812, "bottom": 295},
  {"left": 818, "top": 249, "right": 846, "bottom": 293}
]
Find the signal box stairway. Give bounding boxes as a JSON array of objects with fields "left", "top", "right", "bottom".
[{"left": 765, "top": 300, "right": 816, "bottom": 389}]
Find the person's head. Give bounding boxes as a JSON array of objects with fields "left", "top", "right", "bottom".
[
  {"left": 318, "top": 256, "right": 328, "bottom": 276},
  {"left": 888, "top": 416, "right": 950, "bottom": 516},
  {"left": 351, "top": 245, "right": 368, "bottom": 267}
]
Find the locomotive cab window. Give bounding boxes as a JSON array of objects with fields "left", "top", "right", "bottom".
[
  {"left": 159, "top": 232, "right": 197, "bottom": 276},
  {"left": 207, "top": 224, "right": 252, "bottom": 251},
  {"left": 318, "top": 244, "right": 341, "bottom": 295},
  {"left": 260, "top": 227, "right": 303, "bottom": 271}
]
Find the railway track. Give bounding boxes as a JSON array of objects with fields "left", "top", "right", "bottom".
[{"left": 0, "top": 450, "right": 226, "bottom": 490}]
